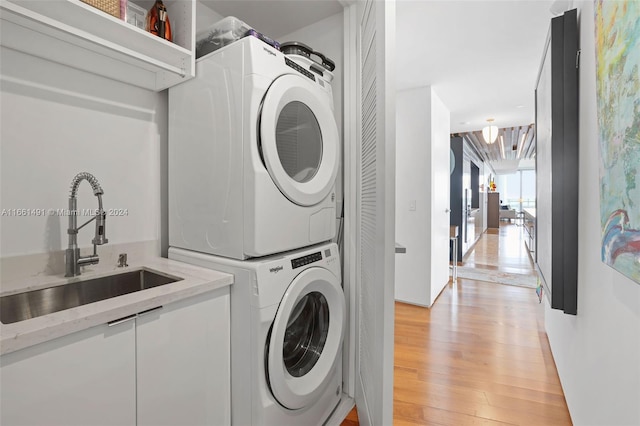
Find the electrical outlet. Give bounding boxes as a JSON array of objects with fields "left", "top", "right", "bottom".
[{"left": 409, "top": 200, "right": 416, "bottom": 211}]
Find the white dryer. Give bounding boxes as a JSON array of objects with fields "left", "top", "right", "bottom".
[
  {"left": 169, "top": 36, "right": 340, "bottom": 259},
  {"left": 169, "top": 242, "right": 345, "bottom": 425}
]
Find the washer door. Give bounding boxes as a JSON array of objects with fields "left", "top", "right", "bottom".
[
  {"left": 267, "top": 267, "right": 345, "bottom": 410},
  {"left": 260, "top": 75, "right": 339, "bottom": 207}
]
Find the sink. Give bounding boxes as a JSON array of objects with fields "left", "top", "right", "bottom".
[{"left": 1, "top": 270, "right": 182, "bottom": 324}]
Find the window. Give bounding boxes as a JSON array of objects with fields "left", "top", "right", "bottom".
[{"left": 499, "top": 170, "right": 536, "bottom": 211}]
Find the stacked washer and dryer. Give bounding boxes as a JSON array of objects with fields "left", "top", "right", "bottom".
[{"left": 168, "top": 34, "right": 345, "bottom": 425}]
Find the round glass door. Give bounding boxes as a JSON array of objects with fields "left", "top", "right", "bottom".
[
  {"left": 267, "top": 267, "right": 344, "bottom": 410},
  {"left": 260, "top": 75, "right": 339, "bottom": 207},
  {"left": 275, "top": 101, "right": 323, "bottom": 184},
  {"left": 283, "top": 291, "right": 329, "bottom": 378}
]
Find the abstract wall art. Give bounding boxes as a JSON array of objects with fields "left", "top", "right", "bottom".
[{"left": 595, "top": 0, "right": 640, "bottom": 284}]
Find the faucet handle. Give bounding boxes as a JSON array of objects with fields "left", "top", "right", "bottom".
[{"left": 118, "top": 253, "right": 128, "bottom": 268}]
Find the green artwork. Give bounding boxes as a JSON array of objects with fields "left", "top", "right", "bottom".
[{"left": 595, "top": 0, "right": 640, "bottom": 283}]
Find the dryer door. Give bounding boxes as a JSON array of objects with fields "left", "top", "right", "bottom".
[
  {"left": 260, "top": 74, "right": 339, "bottom": 207},
  {"left": 266, "top": 267, "right": 345, "bottom": 410}
]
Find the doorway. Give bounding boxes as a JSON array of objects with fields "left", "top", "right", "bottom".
[
  {"left": 457, "top": 168, "right": 537, "bottom": 287},
  {"left": 450, "top": 131, "right": 537, "bottom": 288}
]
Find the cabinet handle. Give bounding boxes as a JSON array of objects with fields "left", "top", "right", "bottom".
[
  {"left": 137, "top": 306, "right": 163, "bottom": 317},
  {"left": 108, "top": 314, "right": 137, "bottom": 327},
  {"left": 107, "top": 306, "right": 163, "bottom": 326}
]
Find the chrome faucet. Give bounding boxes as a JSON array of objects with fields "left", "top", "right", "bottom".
[{"left": 65, "top": 172, "right": 108, "bottom": 277}]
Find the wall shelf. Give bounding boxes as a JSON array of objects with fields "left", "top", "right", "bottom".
[{"left": 0, "top": 0, "right": 195, "bottom": 91}]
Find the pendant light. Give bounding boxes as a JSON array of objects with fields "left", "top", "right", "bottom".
[{"left": 482, "top": 119, "right": 498, "bottom": 144}]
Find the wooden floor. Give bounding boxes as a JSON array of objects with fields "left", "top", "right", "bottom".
[{"left": 341, "top": 225, "right": 571, "bottom": 425}]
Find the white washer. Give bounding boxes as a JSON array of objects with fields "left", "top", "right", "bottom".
[
  {"left": 169, "top": 36, "right": 340, "bottom": 260},
  {"left": 169, "top": 242, "right": 344, "bottom": 425}
]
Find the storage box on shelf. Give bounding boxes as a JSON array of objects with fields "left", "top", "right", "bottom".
[
  {"left": 81, "top": 0, "right": 120, "bottom": 18},
  {"left": 195, "top": 16, "right": 251, "bottom": 58},
  {"left": 125, "top": 1, "right": 146, "bottom": 30},
  {"left": 0, "top": 0, "right": 195, "bottom": 91}
]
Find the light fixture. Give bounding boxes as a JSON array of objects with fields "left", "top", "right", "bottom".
[
  {"left": 482, "top": 119, "right": 498, "bottom": 144},
  {"left": 516, "top": 126, "right": 530, "bottom": 159}
]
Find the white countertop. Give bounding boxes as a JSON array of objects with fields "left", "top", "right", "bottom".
[{"left": 0, "top": 257, "right": 233, "bottom": 355}]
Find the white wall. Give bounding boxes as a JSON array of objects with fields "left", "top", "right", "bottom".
[
  {"left": 0, "top": 48, "right": 165, "bottom": 258},
  {"left": 195, "top": 1, "right": 224, "bottom": 34},
  {"left": 395, "top": 87, "right": 450, "bottom": 307},
  {"left": 0, "top": 1, "right": 224, "bottom": 264},
  {"left": 544, "top": 2, "right": 640, "bottom": 425},
  {"left": 395, "top": 88, "right": 430, "bottom": 305},
  {"left": 429, "top": 90, "right": 451, "bottom": 303}
]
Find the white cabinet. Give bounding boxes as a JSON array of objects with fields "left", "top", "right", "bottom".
[
  {"left": 0, "top": 0, "right": 195, "bottom": 91},
  {"left": 0, "top": 287, "right": 230, "bottom": 426},
  {"left": 137, "top": 288, "right": 231, "bottom": 426},
  {"left": 0, "top": 320, "right": 137, "bottom": 425}
]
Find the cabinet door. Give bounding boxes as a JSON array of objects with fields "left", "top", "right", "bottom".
[
  {"left": 0, "top": 320, "right": 136, "bottom": 425},
  {"left": 487, "top": 192, "right": 500, "bottom": 228},
  {"left": 136, "top": 287, "right": 230, "bottom": 426},
  {"left": 350, "top": 0, "right": 396, "bottom": 424}
]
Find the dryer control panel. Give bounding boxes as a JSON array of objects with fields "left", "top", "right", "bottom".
[{"left": 285, "top": 58, "right": 316, "bottom": 82}]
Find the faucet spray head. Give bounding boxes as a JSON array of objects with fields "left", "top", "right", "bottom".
[
  {"left": 93, "top": 211, "right": 108, "bottom": 245},
  {"left": 93, "top": 193, "right": 108, "bottom": 245}
]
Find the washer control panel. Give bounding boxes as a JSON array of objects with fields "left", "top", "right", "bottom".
[{"left": 291, "top": 251, "right": 323, "bottom": 269}]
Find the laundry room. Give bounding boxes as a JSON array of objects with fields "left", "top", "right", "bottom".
[
  {"left": 6, "top": 1, "right": 638, "bottom": 426},
  {"left": 0, "top": 0, "right": 360, "bottom": 425}
]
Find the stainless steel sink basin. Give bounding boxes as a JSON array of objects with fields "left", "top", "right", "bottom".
[{"left": 1, "top": 270, "right": 182, "bottom": 324}]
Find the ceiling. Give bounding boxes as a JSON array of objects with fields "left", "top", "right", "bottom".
[
  {"left": 460, "top": 125, "right": 536, "bottom": 174},
  {"left": 199, "top": 1, "right": 344, "bottom": 40},
  {"left": 396, "top": 0, "right": 556, "bottom": 172},
  {"left": 396, "top": 0, "right": 554, "bottom": 134},
  {"left": 200, "top": 0, "right": 559, "bottom": 172}
]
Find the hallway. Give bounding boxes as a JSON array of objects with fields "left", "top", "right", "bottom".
[
  {"left": 465, "top": 223, "right": 533, "bottom": 271},
  {"left": 457, "top": 222, "right": 538, "bottom": 288},
  {"left": 343, "top": 226, "right": 572, "bottom": 425}
]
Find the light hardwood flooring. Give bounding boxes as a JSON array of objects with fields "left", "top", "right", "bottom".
[{"left": 341, "top": 225, "right": 571, "bottom": 425}]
